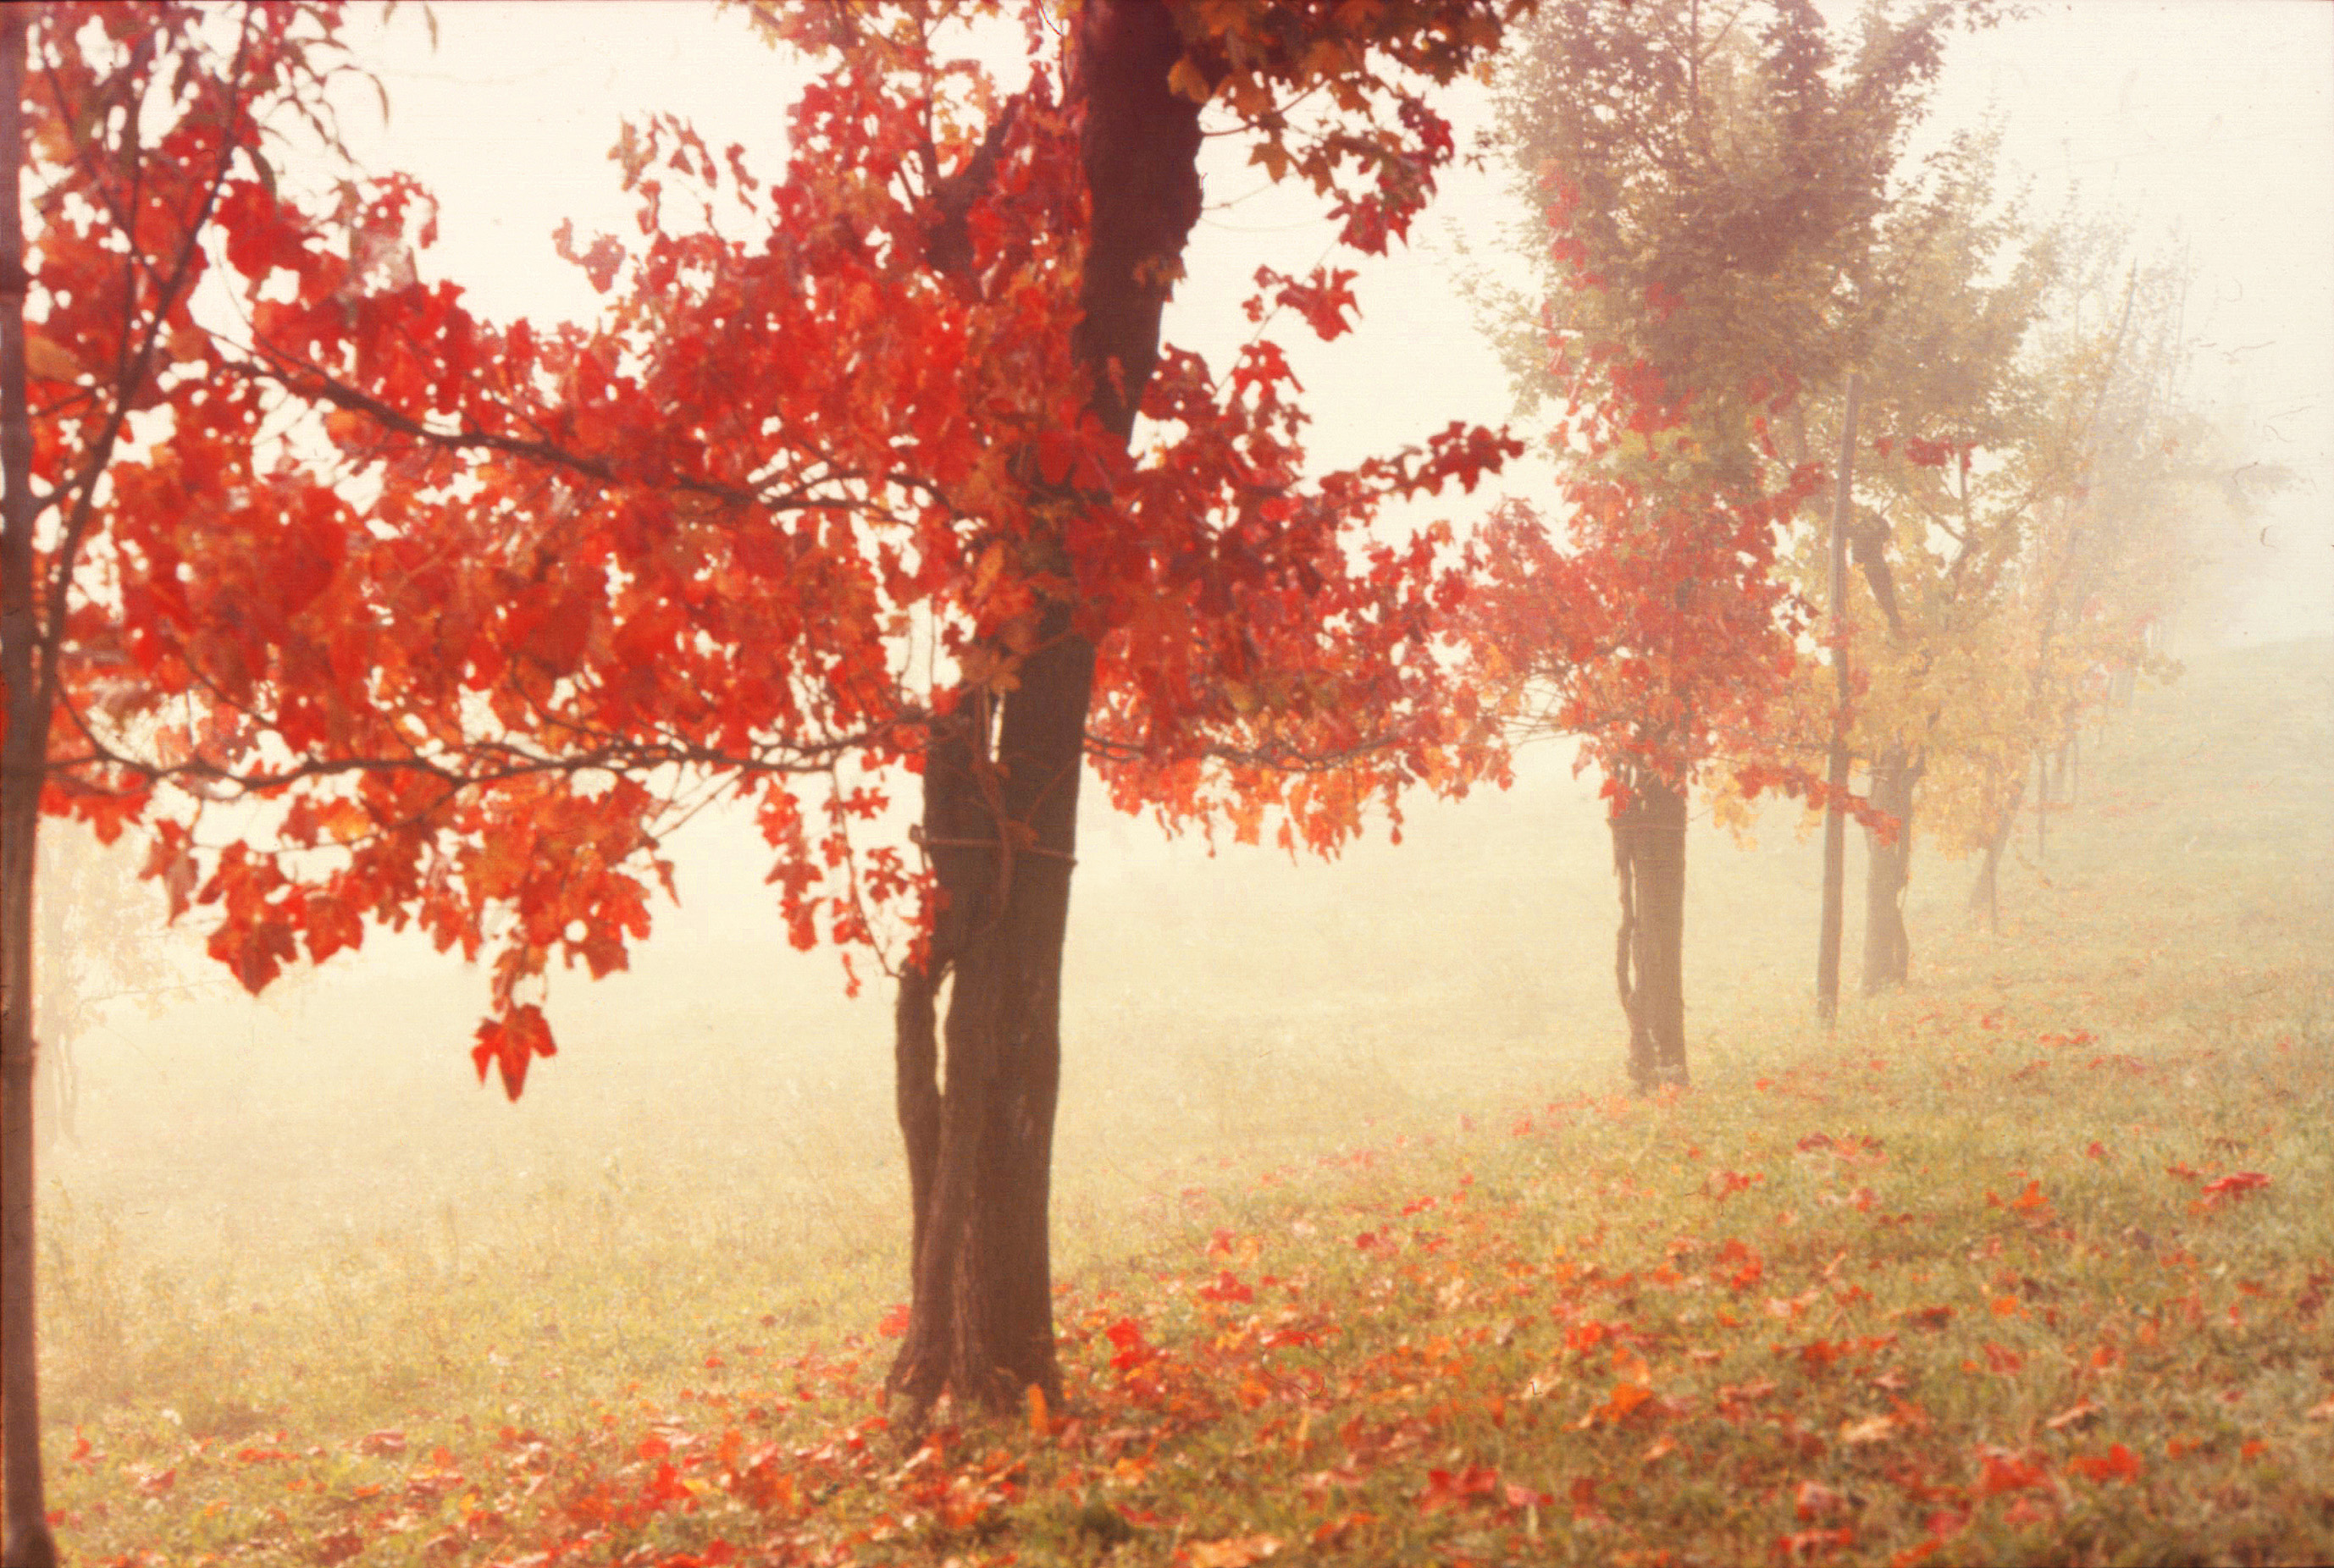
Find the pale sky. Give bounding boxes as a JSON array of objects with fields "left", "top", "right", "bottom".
[{"left": 335, "top": 0, "right": 2333, "bottom": 645}]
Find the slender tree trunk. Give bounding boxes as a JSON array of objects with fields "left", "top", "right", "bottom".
[
  {"left": 887, "top": 0, "right": 1203, "bottom": 1416},
  {"left": 1859, "top": 750, "right": 1918, "bottom": 995},
  {"left": 2033, "top": 748, "right": 2047, "bottom": 859},
  {"left": 0, "top": 8, "right": 58, "bottom": 1561},
  {"left": 1612, "top": 769, "right": 1687, "bottom": 1093},
  {"left": 1967, "top": 770, "right": 2022, "bottom": 934},
  {"left": 1815, "top": 373, "right": 1860, "bottom": 1024}
]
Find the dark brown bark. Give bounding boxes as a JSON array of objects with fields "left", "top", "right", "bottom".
[
  {"left": 1859, "top": 749, "right": 1919, "bottom": 995},
  {"left": 1612, "top": 770, "right": 1688, "bottom": 1093},
  {"left": 0, "top": 8, "right": 58, "bottom": 1563},
  {"left": 887, "top": 0, "right": 1203, "bottom": 1417}
]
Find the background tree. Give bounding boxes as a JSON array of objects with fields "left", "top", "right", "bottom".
[
  {"left": 1464, "top": 0, "right": 1980, "bottom": 1087},
  {"left": 1908, "top": 229, "right": 2221, "bottom": 931},
  {"left": 1753, "top": 124, "right": 2062, "bottom": 990}
]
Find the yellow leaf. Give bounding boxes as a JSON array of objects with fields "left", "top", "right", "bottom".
[{"left": 1025, "top": 1382, "right": 1050, "bottom": 1438}]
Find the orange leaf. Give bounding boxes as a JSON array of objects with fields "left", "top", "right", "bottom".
[
  {"left": 2066, "top": 1443, "right": 2143, "bottom": 1483},
  {"left": 1185, "top": 1535, "right": 1282, "bottom": 1568}
]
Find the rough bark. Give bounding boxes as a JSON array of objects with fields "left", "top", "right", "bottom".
[
  {"left": 1612, "top": 770, "right": 1688, "bottom": 1093},
  {"left": 1859, "top": 749, "right": 1918, "bottom": 995},
  {"left": 0, "top": 8, "right": 58, "bottom": 1562},
  {"left": 887, "top": 0, "right": 1203, "bottom": 1417}
]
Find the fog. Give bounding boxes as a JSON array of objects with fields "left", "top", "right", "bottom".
[{"left": 14, "top": 7, "right": 2333, "bottom": 1559}]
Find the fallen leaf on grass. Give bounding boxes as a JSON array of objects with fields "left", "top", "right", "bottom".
[
  {"left": 2193, "top": 1172, "right": 2273, "bottom": 1212},
  {"left": 1974, "top": 1447, "right": 2049, "bottom": 1496},
  {"left": 2044, "top": 1400, "right": 2102, "bottom": 1432},
  {"left": 1185, "top": 1533, "right": 1282, "bottom": 1567},
  {"left": 1420, "top": 1463, "right": 1502, "bottom": 1511},
  {"left": 1840, "top": 1415, "right": 1897, "bottom": 1445},
  {"left": 1795, "top": 1479, "right": 1850, "bottom": 1521},
  {"left": 1308, "top": 1512, "right": 1374, "bottom": 1548},
  {"left": 312, "top": 1530, "right": 366, "bottom": 1566},
  {"left": 1777, "top": 1524, "right": 1855, "bottom": 1560},
  {"left": 2066, "top": 1443, "right": 2143, "bottom": 1483}
]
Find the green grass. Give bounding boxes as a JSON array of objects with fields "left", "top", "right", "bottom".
[{"left": 31, "top": 638, "right": 2334, "bottom": 1565}]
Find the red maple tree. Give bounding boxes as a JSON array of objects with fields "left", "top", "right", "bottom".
[{"left": 5, "top": 16, "right": 1539, "bottom": 1540}]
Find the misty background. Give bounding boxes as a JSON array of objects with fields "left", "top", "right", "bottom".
[{"left": 29, "top": 0, "right": 2333, "bottom": 1332}]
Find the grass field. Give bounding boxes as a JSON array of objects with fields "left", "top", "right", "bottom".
[{"left": 28, "top": 636, "right": 2334, "bottom": 1565}]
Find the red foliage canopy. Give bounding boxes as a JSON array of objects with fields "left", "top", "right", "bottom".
[{"left": 12, "top": 0, "right": 1526, "bottom": 1096}]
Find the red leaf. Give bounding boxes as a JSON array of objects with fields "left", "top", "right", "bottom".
[
  {"left": 2066, "top": 1443, "right": 2143, "bottom": 1483},
  {"left": 1974, "top": 1446, "right": 2049, "bottom": 1496},
  {"left": 2200, "top": 1172, "right": 2270, "bottom": 1198},
  {"left": 1197, "top": 1270, "right": 1254, "bottom": 1304},
  {"left": 470, "top": 1004, "right": 556, "bottom": 1100}
]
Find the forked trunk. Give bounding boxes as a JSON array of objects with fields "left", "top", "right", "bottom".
[
  {"left": 1612, "top": 770, "right": 1688, "bottom": 1093},
  {"left": 887, "top": 0, "right": 1203, "bottom": 1417},
  {"left": 888, "top": 628, "right": 1088, "bottom": 1411},
  {"left": 1859, "top": 750, "right": 1918, "bottom": 994}
]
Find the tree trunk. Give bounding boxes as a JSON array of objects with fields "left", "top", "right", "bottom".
[
  {"left": 1967, "top": 770, "right": 2022, "bottom": 935},
  {"left": 1859, "top": 750, "right": 1917, "bottom": 994},
  {"left": 0, "top": 8, "right": 58, "bottom": 1561},
  {"left": 1612, "top": 770, "right": 1688, "bottom": 1093},
  {"left": 888, "top": 632, "right": 1088, "bottom": 1412},
  {"left": 887, "top": 0, "right": 1203, "bottom": 1417},
  {"left": 2033, "top": 748, "right": 2047, "bottom": 859},
  {"left": 1814, "top": 373, "right": 1859, "bottom": 1025}
]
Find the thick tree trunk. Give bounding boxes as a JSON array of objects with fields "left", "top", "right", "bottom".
[
  {"left": 0, "top": 8, "right": 58, "bottom": 1562},
  {"left": 888, "top": 632, "right": 1088, "bottom": 1411},
  {"left": 887, "top": 0, "right": 1203, "bottom": 1416},
  {"left": 1859, "top": 750, "right": 1918, "bottom": 995},
  {"left": 1612, "top": 770, "right": 1687, "bottom": 1093}
]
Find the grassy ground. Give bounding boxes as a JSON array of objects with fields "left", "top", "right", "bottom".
[{"left": 30, "top": 638, "right": 2334, "bottom": 1565}]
